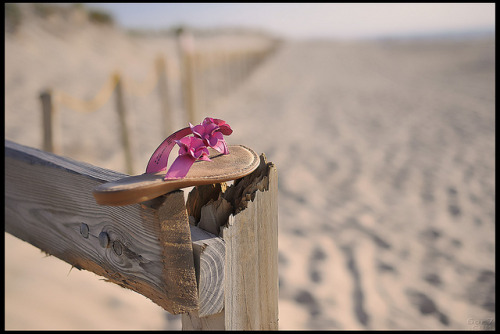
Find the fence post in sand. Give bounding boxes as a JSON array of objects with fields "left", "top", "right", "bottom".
[
  {"left": 176, "top": 27, "right": 197, "bottom": 124},
  {"left": 182, "top": 51, "right": 197, "bottom": 124},
  {"left": 40, "top": 89, "right": 58, "bottom": 154},
  {"left": 156, "top": 55, "right": 172, "bottom": 136},
  {"left": 221, "top": 52, "right": 230, "bottom": 94},
  {"left": 113, "top": 72, "right": 134, "bottom": 175}
]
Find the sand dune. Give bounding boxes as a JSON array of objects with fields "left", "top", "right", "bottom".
[{"left": 5, "top": 5, "right": 495, "bottom": 330}]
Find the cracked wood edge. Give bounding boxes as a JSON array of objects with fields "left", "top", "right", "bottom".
[
  {"left": 182, "top": 154, "right": 279, "bottom": 330},
  {"left": 222, "top": 160, "right": 279, "bottom": 330}
]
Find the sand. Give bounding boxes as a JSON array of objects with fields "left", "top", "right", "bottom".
[{"left": 5, "top": 5, "right": 495, "bottom": 330}]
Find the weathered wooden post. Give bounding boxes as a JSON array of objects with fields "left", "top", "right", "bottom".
[
  {"left": 223, "top": 52, "right": 233, "bottom": 96},
  {"left": 176, "top": 27, "right": 197, "bottom": 125},
  {"left": 40, "top": 89, "right": 58, "bottom": 154},
  {"left": 182, "top": 51, "right": 197, "bottom": 125},
  {"left": 156, "top": 55, "right": 172, "bottom": 136},
  {"left": 182, "top": 155, "right": 279, "bottom": 330},
  {"left": 192, "top": 52, "right": 207, "bottom": 118},
  {"left": 212, "top": 52, "right": 225, "bottom": 102},
  {"left": 113, "top": 72, "right": 134, "bottom": 175}
]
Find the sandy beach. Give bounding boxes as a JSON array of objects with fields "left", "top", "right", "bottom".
[{"left": 5, "top": 4, "right": 495, "bottom": 330}]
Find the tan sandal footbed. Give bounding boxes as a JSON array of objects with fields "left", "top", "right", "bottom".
[{"left": 93, "top": 145, "right": 259, "bottom": 206}]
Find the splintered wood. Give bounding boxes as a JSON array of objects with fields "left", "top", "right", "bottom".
[
  {"left": 183, "top": 154, "right": 279, "bottom": 330},
  {"left": 186, "top": 154, "right": 273, "bottom": 235}
]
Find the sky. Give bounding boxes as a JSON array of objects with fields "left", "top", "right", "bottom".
[{"left": 84, "top": 3, "right": 495, "bottom": 40}]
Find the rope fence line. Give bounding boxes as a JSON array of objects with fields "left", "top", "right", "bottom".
[
  {"left": 121, "top": 61, "right": 161, "bottom": 98},
  {"left": 41, "top": 57, "right": 170, "bottom": 175},
  {"left": 54, "top": 63, "right": 160, "bottom": 114},
  {"left": 53, "top": 72, "right": 119, "bottom": 113},
  {"left": 40, "top": 41, "right": 279, "bottom": 175}
]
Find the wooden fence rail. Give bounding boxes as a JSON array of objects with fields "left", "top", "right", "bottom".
[{"left": 5, "top": 139, "right": 278, "bottom": 330}]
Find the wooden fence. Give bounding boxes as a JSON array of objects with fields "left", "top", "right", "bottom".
[
  {"left": 5, "top": 139, "right": 278, "bottom": 330},
  {"left": 40, "top": 57, "right": 169, "bottom": 175},
  {"left": 40, "top": 36, "right": 278, "bottom": 176}
]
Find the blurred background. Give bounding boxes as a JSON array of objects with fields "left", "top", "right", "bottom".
[{"left": 5, "top": 3, "right": 495, "bottom": 330}]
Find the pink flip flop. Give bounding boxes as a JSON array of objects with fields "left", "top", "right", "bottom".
[{"left": 93, "top": 118, "right": 259, "bottom": 206}]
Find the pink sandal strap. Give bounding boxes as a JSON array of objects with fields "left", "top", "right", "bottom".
[
  {"left": 146, "top": 117, "right": 233, "bottom": 180},
  {"left": 145, "top": 127, "right": 193, "bottom": 174}
]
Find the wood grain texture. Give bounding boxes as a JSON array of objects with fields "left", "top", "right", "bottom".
[
  {"left": 181, "top": 310, "right": 225, "bottom": 330},
  {"left": 186, "top": 183, "right": 227, "bottom": 225},
  {"left": 222, "top": 160, "right": 279, "bottom": 330},
  {"left": 181, "top": 154, "right": 279, "bottom": 330},
  {"left": 156, "top": 190, "right": 199, "bottom": 314},
  {"left": 5, "top": 140, "right": 198, "bottom": 315},
  {"left": 114, "top": 75, "right": 134, "bottom": 175},
  {"left": 190, "top": 225, "right": 225, "bottom": 317}
]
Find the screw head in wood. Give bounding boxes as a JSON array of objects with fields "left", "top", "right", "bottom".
[
  {"left": 98, "top": 231, "right": 110, "bottom": 248},
  {"left": 80, "top": 223, "right": 89, "bottom": 238}
]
